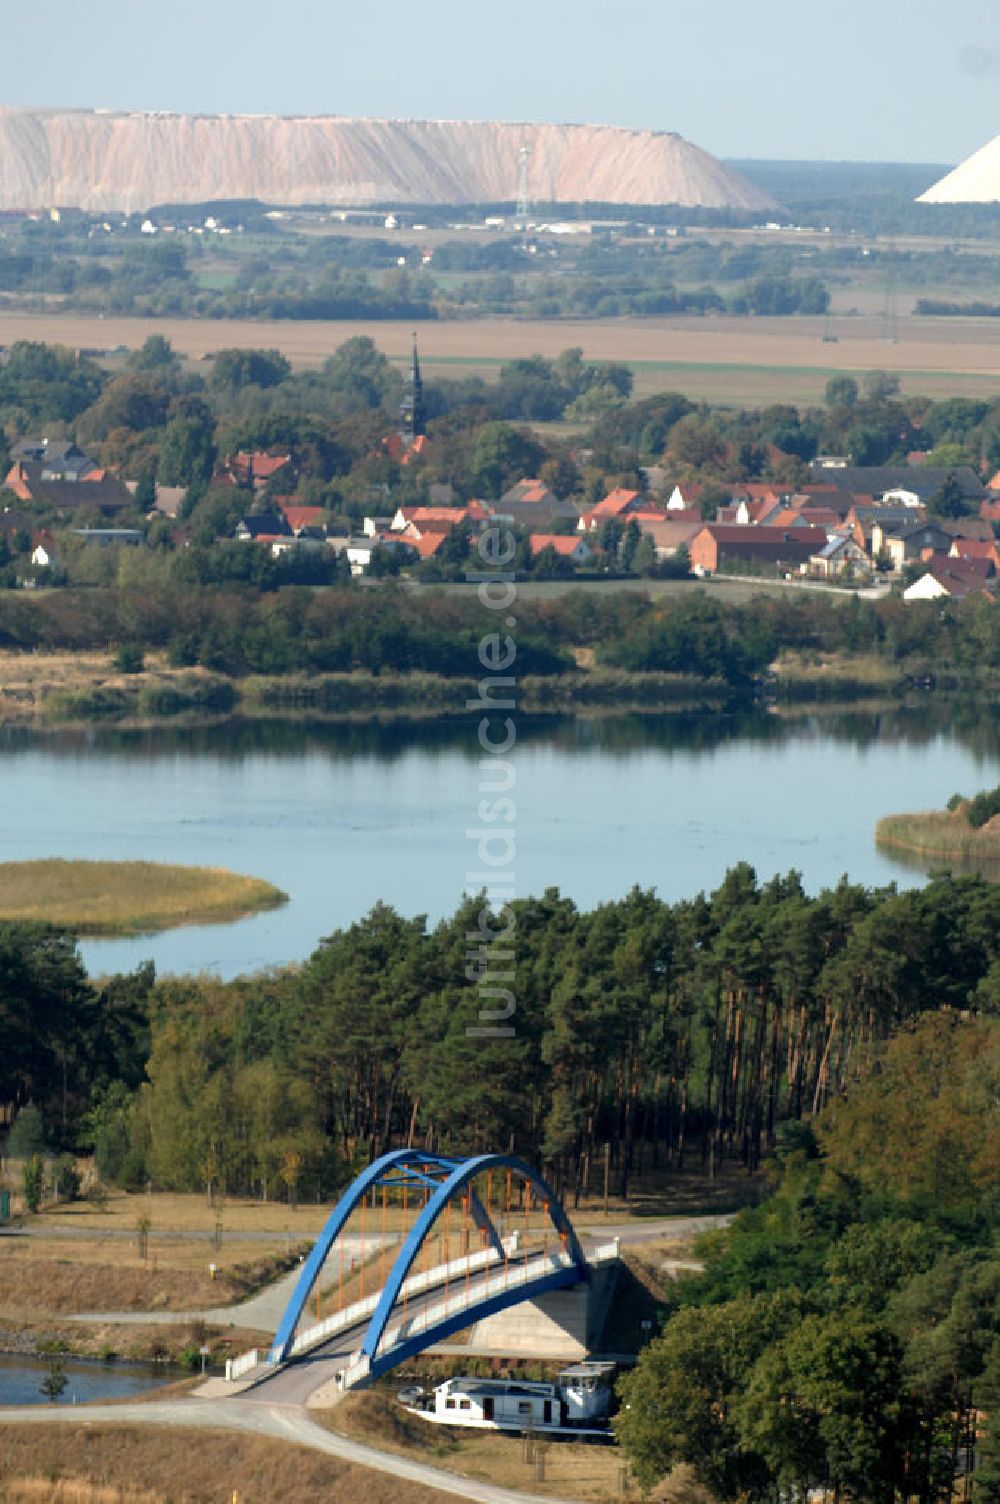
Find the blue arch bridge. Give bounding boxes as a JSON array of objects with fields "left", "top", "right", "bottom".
[{"left": 225, "top": 1150, "right": 618, "bottom": 1397}]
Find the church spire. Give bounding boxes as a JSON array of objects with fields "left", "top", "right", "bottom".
[{"left": 399, "top": 333, "right": 426, "bottom": 443}]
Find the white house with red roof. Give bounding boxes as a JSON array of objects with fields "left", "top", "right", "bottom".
[
  {"left": 579, "top": 487, "right": 664, "bottom": 532},
  {"left": 903, "top": 557, "right": 996, "bottom": 601},
  {"left": 390, "top": 501, "right": 489, "bottom": 534}
]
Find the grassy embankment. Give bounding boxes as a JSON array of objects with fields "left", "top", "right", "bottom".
[
  {"left": 0, "top": 1428, "right": 454, "bottom": 1504},
  {"left": 320, "top": 1389, "right": 626, "bottom": 1502},
  {"left": 0, "top": 860, "right": 286, "bottom": 935}
]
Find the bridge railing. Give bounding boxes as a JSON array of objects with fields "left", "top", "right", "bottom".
[
  {"left": 227, "top": 1235, "right": 619, "bottom": 1384},
  {"left": 287, "top": 1238, "right": 510, "bottom": 1359},
  {"left": 225, "top": 1347, "right": 262, "bottom": 1382},
  {"left": 378, "top": 1247, "right": 576, "bottom": 1354},
  {"left": 226, "top": 1242, "right": 511, "bottom": 1381}
]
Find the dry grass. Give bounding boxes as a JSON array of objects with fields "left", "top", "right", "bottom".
[
  {"left": 322, "top": 1390, "right": 625, "bottom": 1502},
  {"left": 29, "top": 1191, "right": 335, "bottom": 1238},
  {"left": 0, "top": 1425, "right": 454, "bottom": 1504},
  {"left": 0, "top": 860, "right": 286, "bottom": 935},
  {"left": 0, "top": 651, "right": 224, "bottom": 727},
  {"left": 0, "top": 1238, "right": 303, "bottom": 1318},
  {"left": 876, "top": 809, "right": 1000, "bottom": 868},
  {"left": 1, "top": 1479, "right": 161, "bottom": 1503},
  {"left": 772, "top": 649, "right": 898, "bottom": 687}
]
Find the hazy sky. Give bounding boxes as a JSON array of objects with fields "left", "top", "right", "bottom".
[{"left": 6, "top": 0, "right": 1000, "bottom": 164}]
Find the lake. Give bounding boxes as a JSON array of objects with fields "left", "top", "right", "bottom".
[
  {"left": 0, "top": 1353, "right": 166, "bottom": 1406},
  {"left": 1, "top": 705, "right": 998, "bottom": 980}
]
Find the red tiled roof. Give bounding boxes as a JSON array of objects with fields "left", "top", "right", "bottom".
[
  {"left": 732, "top": 484, "right": 788, "bottom": 502},
  {"left": 646, "top": 507, "right": 699, "bottom": 526},
  {"left": 699, "top": 524, "right": 828, "bottom": 546},
  {"left": 920, "top": 557, "right": 995, "bottom": 596},
  {"left": 280, "top": 504, "right": 325, "bottom": 533},
  {"left": 588, "top": 487, "right": 641, "bottom": 520},
  {"left": 405, "top": 530, "right": 448, "bottom": 558},
  {"left": 950, "top": 538, "right": 999, "bottom": 562},
  {"left": 796, "top": 508, "right": 841, "bottom": 528},
  {"left": 504, "top": 479, "right": 555, "bottom": 505},
  {"left": 529, "top": 533, "right": 585, "bottom": 557},
  {"left": 231, "top": 451, "right": 291, "bottom": 482}
]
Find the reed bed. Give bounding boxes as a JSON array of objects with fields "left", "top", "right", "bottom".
[{"left": 0, "top": 860, "right": 286, "bottom": 935}]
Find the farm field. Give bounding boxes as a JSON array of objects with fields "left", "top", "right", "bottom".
[{"left": 3, "top": 310, "right": 1000, "bottom": 403}]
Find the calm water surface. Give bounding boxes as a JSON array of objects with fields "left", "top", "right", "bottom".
[
  {"left": 0, "top": 1353, "right": 166, "bottom": 1406},
  {"left": 0, "top": 708, "right": 997, "bottom": 980}
]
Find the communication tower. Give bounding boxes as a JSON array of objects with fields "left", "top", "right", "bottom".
[{"left": 517, "top": 142, "right": 532, "bottom": 249}]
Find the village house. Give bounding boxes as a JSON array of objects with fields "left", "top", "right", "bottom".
[
  {"left": 851, "top": 504, "right": 927, "bottom": 556},
  {"left": 235, "top": 512, "right": 291, "bottom": 542},
  {"left": 390, "top": 502, "right": 489, "bottom": 534},
  {"left": 870, "top": 519, "right": 953, "bottom": 571},
  {"left": 689, "top": 524, "right": 827, "bottom": 576},
  {"left": 578, "top": 487, "right": 658, "bottom": 531},
  {"left": 903, "top": 557, "right": 996, "bottom": 601},
  {"left": 665, "top": 482, "right": 703, "bottom": 510},
  {"left": 949, "top": 537, "right": 1000, "bottom": 571},
  {"left": 278, "top": 502, "right": 327, "bottom": 537},
  {"left": 363, "top": 515, "right": 394, "bottom": 537},
  {"left": 808, "top": 532, "right": 871, "bottom": 579},
  {"left": 494, "top": 480, "right": 579, "bottom": 528},
  {"left": 500, "top": 478, "right": 557, "bottom": 509},
  {"left": 30, "top": 530, "right": 56, "bottom": 568},
  {"left": 823, "top": 464, "right": 987, "bottom": 509},
  {"left": 640, "top": 519, "right": 703, "bottom": 560},
  {"left": 794, "top": 485, "right": 868, "bottom": 520},
  {"left": 5, "top": 438, "right": 132, "bottom": 516},
  {"left": 328, "top": 534, "right": 417, "bottom": 576},
  {"left": 224, "top": 451, "right": 294, "bottom": 492},
  {"left": 528, "top": 534, "right": 593, "bottom": 564}
]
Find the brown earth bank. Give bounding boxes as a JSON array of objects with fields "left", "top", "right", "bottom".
[
  {"left": 0, "top": 1243, "right": 300, "bottom": 1317},
  {"left": 0, "top": 1426, "right": 454, "bottom": 1504}
]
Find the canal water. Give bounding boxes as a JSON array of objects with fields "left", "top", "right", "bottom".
[
  {"left": 0, "top": 1353, "right": 167, "bottom": 1406},
  {"left": 0, "top": 705, "right": 995, "bottom": 980}
]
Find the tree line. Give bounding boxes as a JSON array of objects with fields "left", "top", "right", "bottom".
[
  {"left": 618, "top": 1010, "right": 1000, "bottom": 1502},
  {"left": 9, "top": 868, "right": 1000, "bottom": 1212},
  {"left": 3, "top": 581, "right": 1000, "bottom": 692}
]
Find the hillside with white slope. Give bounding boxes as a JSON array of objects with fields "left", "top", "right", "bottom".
[{"left": 0, "top": 109, "right": 777, "bottom": 213}]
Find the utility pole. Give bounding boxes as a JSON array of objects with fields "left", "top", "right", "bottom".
[
  {"left": 517, "top": 143, "right": 532, "bottom": 252},
  {"left": 603, "top": 1142, "right": 610, "bottom": 1218}
]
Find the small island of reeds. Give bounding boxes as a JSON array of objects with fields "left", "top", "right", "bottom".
[
  {"left": 877, "top": 785, "right": 1000, "bottom": 867},
  {"left": 0, "top": 859, "right": 287, "bottom": 935}
]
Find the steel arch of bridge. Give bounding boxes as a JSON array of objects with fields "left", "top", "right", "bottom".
[{"left": 269, "top": 1149, "right": 587, "bottom": 1366}]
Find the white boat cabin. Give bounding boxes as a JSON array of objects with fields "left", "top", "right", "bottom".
[{"left": 401, "top": 1363, "right": 615, "bottom": 1435}]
